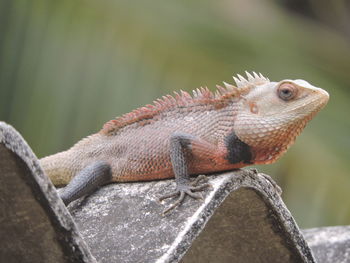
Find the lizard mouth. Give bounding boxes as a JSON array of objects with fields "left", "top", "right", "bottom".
[{"left": 279, "top": 87, "right": 329, "bottom": 120}]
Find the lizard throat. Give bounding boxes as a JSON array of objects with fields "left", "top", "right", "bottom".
[{"left": 234, "top": 114, "right": 313, "bottom": 164}]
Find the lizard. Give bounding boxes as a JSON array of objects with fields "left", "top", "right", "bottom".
[{"left": 40, "top": 72, "right": 329, "bottom": 214}]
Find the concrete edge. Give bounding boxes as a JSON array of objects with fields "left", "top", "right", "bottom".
[
  {"left": 158, "top": 170, "right": 316, "bottom": 263},
  {"left": 0, "top": 121, "right": 97, "bottom": 263}
]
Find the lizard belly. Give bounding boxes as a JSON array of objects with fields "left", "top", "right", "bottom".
[
  {"left": 110, "top": 153, "right": 175, "bottom": 182},
  {"left": 111, "top": 150, "right": 248, "bottom": 183}
]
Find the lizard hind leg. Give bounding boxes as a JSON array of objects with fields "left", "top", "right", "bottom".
[
  {"left": 159, "top": 132, "right": 212, "bottom": 215},
  {"left": 59, "top": 161, "right": 112, "bottom": 205}
]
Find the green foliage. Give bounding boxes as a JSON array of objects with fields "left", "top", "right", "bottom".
[{"left": 0, "top": 0, "right": 349, "bottom": 228}]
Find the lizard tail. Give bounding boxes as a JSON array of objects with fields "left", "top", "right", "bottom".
[{"left": 40, "top": 151, "right": 76, "bottom": 186}]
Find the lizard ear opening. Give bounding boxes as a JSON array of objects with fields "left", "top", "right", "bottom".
[{"left": 249, "top": 102, "right": 259, "bottom": 114}]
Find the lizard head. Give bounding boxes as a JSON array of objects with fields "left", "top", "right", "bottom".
[{"left": 232, "top": 73, "right": 329, "bottom": 164}]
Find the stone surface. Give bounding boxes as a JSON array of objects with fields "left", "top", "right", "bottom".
[
  {"left": 303, "top": 226, "right": 350, "bottom": 263},
  {"left": 68, "top": 171, "right": 315, "bottom": 263},
  {"left": 4, "top": 120, "right": 349, "bottom": 263},
  {"left": 0, "top": 122, "right": 96, "bottom": 263}
]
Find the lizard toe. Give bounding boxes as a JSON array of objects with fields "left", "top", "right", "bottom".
[
  {"left": 161, "top": 183, "right": 211, "bottom": 215},
  {"left": 162, "top": 191, "right": 186, "bottom": 215},
  {"left": 190, "top": 174, "right": 208, "bottom": 186},
  {"left": 185, "top": 189, "right": 203, "bottom": 200},
  {"left": 190, "top": 183, "right": 212, "bottom": 192},
  {"left": 158, "top": 190, "right": 180, "bottom": 202}
]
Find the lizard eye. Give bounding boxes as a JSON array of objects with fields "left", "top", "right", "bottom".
[{"left": 278, "top": 83, "right": 297, "bottom": 101}]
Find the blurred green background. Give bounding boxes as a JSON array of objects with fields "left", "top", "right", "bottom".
[{"left": 0, "top": 0, "right": 349, "bottom": 228}]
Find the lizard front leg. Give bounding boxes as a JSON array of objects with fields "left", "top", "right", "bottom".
[{"left": 159, "top": 132, "right": 212, "bottom": 214}]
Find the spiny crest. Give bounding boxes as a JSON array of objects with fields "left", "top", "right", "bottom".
[
  {"left": 233, "top": 71, "right": 269, "bottom": 88},
  {"left": 101, "top": 72, "right": 270, "bottom": 134},
  {"left": 214, "top": 71, "right": 269, "bottom": 98}
]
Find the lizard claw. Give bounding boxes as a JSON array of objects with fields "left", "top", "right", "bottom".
[
  {"left": 159, "top": 175, "right": 211, "bottom": 215},
  {"left": 260, "top": 173, "right": 283, "bottom": 196},
  {"left": 249, "top": 169, "right": 282, "bottom": 196}
]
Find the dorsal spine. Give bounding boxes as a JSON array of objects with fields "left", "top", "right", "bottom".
[{"left": 100, "top": 72, "right": 269, "bottom": 135}]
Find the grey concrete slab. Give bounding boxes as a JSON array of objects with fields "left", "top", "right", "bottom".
[
  {"left": 68, "top": 170, "right": 316, "bottom": 263},
  {"left": 303, "top": 226, "right": 350, "bottom": 263},
  {"left": 4, "top": 120, "right": 342, "bottom": 263},
  {"left": 0, "top": 122, "right": 96, "bottom": 263}
]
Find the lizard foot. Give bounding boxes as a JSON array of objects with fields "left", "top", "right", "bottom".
[
  {"left": 260, "top": 173, "right": 282, "bottom": 196},
  {"left": 249, "top": 168, "right": 282, "bottom": 196},
  {"left": 159, "top": 175, "right": 211, "bottom": 215}
]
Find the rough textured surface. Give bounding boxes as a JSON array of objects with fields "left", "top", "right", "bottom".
[
  {"left": 303, "top": 226, "right": 350, "bottom": 263},
  {"left": 68, "top": 171, "right": 315, "bottom": 263},
  {"left": 0, "top": 122, "right": 96, "bottom": 263},
  {"left": 4, "top": 120, "right": 349, "bottom": 263}
]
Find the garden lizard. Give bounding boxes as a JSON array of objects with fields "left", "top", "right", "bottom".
[{"left": 40, "top": 72, "right": 329, "bottom": 213}]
